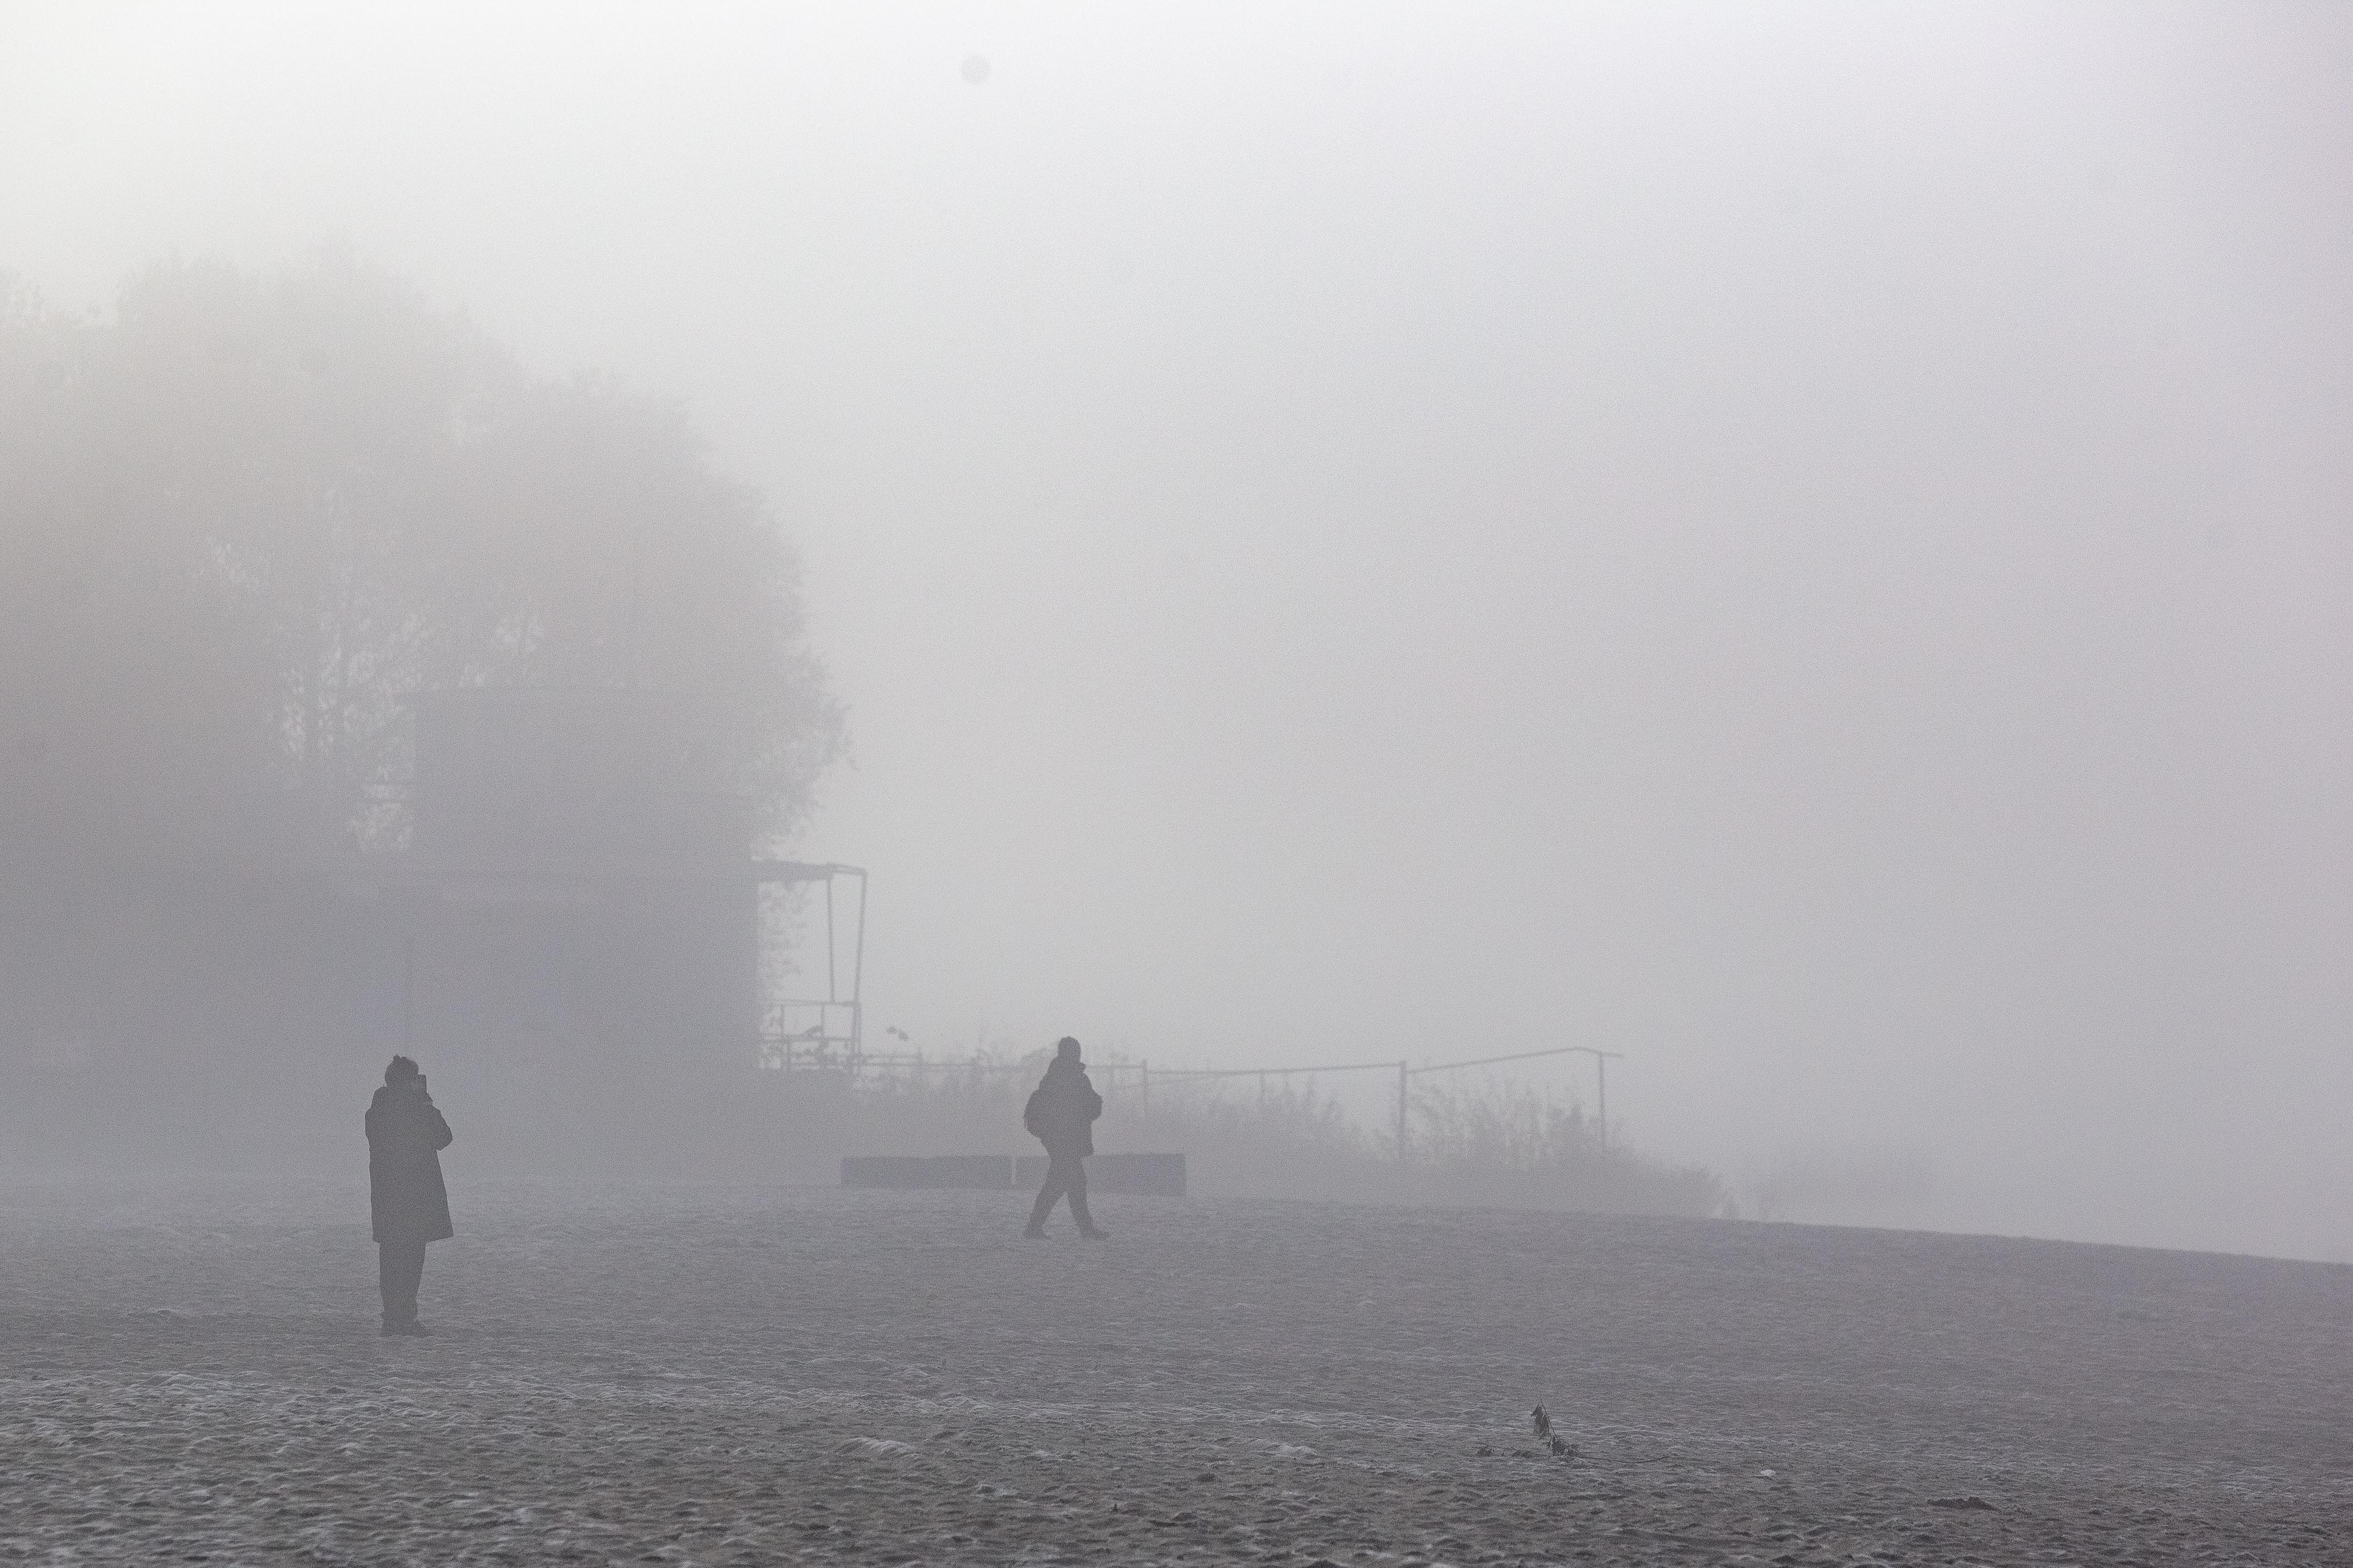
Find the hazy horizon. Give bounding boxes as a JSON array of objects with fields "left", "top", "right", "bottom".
[{"left": 4, "top": 2, "right": 2348, "bottom": 1261}]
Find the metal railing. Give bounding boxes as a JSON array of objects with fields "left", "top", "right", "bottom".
[{"left": 755, "top": 1039, "right": 1627, "bottom": 1160}]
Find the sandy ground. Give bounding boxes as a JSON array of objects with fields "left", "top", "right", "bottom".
[{"left": 2, "top": 1181, "right": 2348, "bottom": 1566}]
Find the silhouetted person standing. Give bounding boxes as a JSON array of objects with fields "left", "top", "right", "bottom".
[
  {"left": 366, "top": 1055, "right": 454, "bottom": 1335},
  {"left": 1024, "top": 1036, "right": 1106, "bottom": 1239}
]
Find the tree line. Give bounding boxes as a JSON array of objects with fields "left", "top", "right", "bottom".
[{"left": 0, "top": 255, "right": 842, "bottom": 868}]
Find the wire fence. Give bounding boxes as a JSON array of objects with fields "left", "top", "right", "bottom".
[{"left": 761, "top": 1043, "right": 1628, "bottom": 1161}]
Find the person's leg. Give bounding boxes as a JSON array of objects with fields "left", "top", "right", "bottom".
[
  {"left": 378, "top": 1241, "right": 402, "bottom": 1326},
  {"left": 380, "top": 1240, "right": 426, "bottom": 1329},
  {"left": 401, "top": 1243, "right": 427, "bottom": 1324},
  {"left": 1066, "top": 1157, "right": 1106, "bottom": 1238},
  {"left": 1025, "top": 1160, "right": 1068, "bottom": 1235}
]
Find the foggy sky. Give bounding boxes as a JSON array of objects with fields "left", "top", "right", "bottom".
[{"left": 4, "top": 2, "right": 2347, "bottom": 1259}]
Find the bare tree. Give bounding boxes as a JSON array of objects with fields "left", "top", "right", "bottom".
[{"left": 0, "top": 256, "right": 843, "bottom": 864}]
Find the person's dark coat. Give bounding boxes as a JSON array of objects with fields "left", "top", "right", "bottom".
[
  {"left": 366, "top": 1081, "right": 454, "bottom": 1245},
  {"left": 1024, "top": 1059, "right": 1103, "bottom": 1158}
]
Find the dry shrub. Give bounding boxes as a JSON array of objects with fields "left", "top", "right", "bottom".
[{"left": 729, "top": 1056, "right": 1723, "bottom": 1220}]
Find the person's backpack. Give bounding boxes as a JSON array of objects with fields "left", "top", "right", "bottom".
[{"left": 1023, "top": 1085, "right": 1048, "bottom": 1139}]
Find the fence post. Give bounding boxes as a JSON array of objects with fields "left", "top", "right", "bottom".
[{"left": 1396, "top": 1060, "right": 1409, "bottom": 1162}]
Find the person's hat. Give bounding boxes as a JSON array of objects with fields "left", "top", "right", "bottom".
[{"left": 1055, "top": 1036, "right": 1082, "bottom": 1061}]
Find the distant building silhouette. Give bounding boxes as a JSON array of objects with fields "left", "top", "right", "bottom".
[{"left": 0, "top": 689, "right": 815, "bottom": 1166}]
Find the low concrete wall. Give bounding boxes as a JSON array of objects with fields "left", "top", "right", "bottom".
[
  {"left": 1016, "top": 1152, "right": 1186, "bottom": 1197},
  {"left": 840, "top": 1155, "right": 1013, "bottom": 1190},
  {"left": 839, "top": 1152, "right": 1187, "bottom": 1195}
]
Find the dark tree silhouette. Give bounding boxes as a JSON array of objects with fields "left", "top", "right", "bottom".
[{"left": 0, "top": 256, "right": 842, "bottom": 864}]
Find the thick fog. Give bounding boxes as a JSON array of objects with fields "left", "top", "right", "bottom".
[{"left": 3, "top": 3, "right": 2347, "bottom": 1259}]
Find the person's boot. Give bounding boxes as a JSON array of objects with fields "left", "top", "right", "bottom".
[{"left": 381, "top": 1317, "right": 429, "bottom": 1337}]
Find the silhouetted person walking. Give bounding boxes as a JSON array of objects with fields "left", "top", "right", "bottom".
[
  {"left": 366, "top": 1055, "right": 454, "bottom": 1335},
  {"left": 1024, "top": 1036, "right": 1107, "bottom": 1239}
]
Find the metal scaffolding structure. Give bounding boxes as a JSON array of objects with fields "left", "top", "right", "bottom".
[{"left": 754, "top": 862, "right": 869, "bottom": 1071}]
